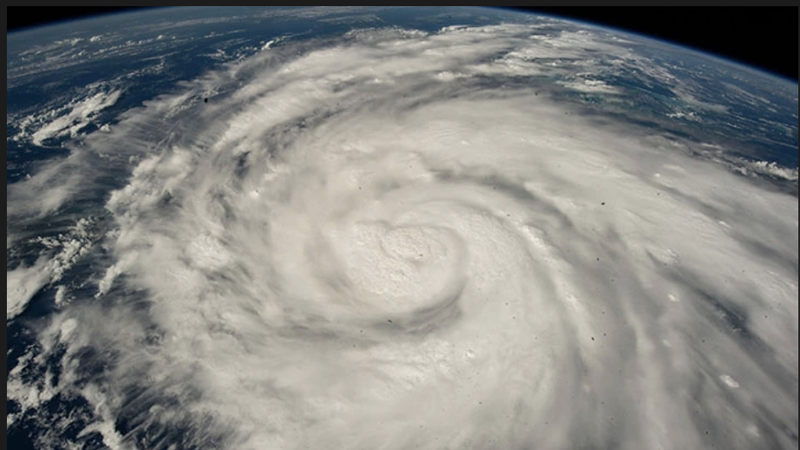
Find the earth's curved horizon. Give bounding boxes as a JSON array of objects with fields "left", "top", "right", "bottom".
[{"left": 7, "top": 7, "right": 798, "bottom": 450}]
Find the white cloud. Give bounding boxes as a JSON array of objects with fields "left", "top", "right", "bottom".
[
  {"left": 744, "top": 160, "right": 799, "bottom": 181},
  {"left": 558, "top": 78, "right": 621, "bottom": 94},
  {"left": 7, "top": 259, "right": 51, "bottom": 320},
  {"left": 6, "top": 217, "right": 99, "bottom": 319},
  {"left": 31, "top": 90, "right": 122, "bottom": 145},
  {"left": 7, "top": 20, "right": 798, "bottom": 450}
]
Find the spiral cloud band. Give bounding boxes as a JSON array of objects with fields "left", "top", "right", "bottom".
[{"left": 7, "top": 21, "right": 798, "bottom": 450}]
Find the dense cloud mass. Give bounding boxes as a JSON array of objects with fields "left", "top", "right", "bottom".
[{"left": 7, "top": 20, "right": 799, "bottom": 450}]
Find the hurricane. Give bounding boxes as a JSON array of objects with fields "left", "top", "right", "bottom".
[{"left": 7, "top": 11, "right": 798, "bottom": 450}]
